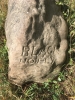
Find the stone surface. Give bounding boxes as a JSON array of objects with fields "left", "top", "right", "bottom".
[{"left": 5, "top": 0, "right": 68, "bottom": 86}]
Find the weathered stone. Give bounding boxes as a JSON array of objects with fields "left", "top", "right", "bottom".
[{"left": 5, "top": 0, "right": 68, "bottom": 86}]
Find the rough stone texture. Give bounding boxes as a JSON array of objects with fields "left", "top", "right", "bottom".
[{"left": 5, "top": 0, "right": 68, "bottom": 86}]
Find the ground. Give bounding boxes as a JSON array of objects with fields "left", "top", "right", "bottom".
[{"left": 0, "top": 0, "right": 75, "bottom": 100}]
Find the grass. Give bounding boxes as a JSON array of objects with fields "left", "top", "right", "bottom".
[{"left": 0, "top": 0, "right": 75, "bottom": 100}]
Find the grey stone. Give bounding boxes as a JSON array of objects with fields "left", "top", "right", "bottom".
[{"left": 5, "top": 0, "right": 68, "bottom": 86}]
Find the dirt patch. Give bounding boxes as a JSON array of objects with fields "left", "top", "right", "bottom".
[{"left": 60, "top": 66, "right": 75, "bottom": 100}]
